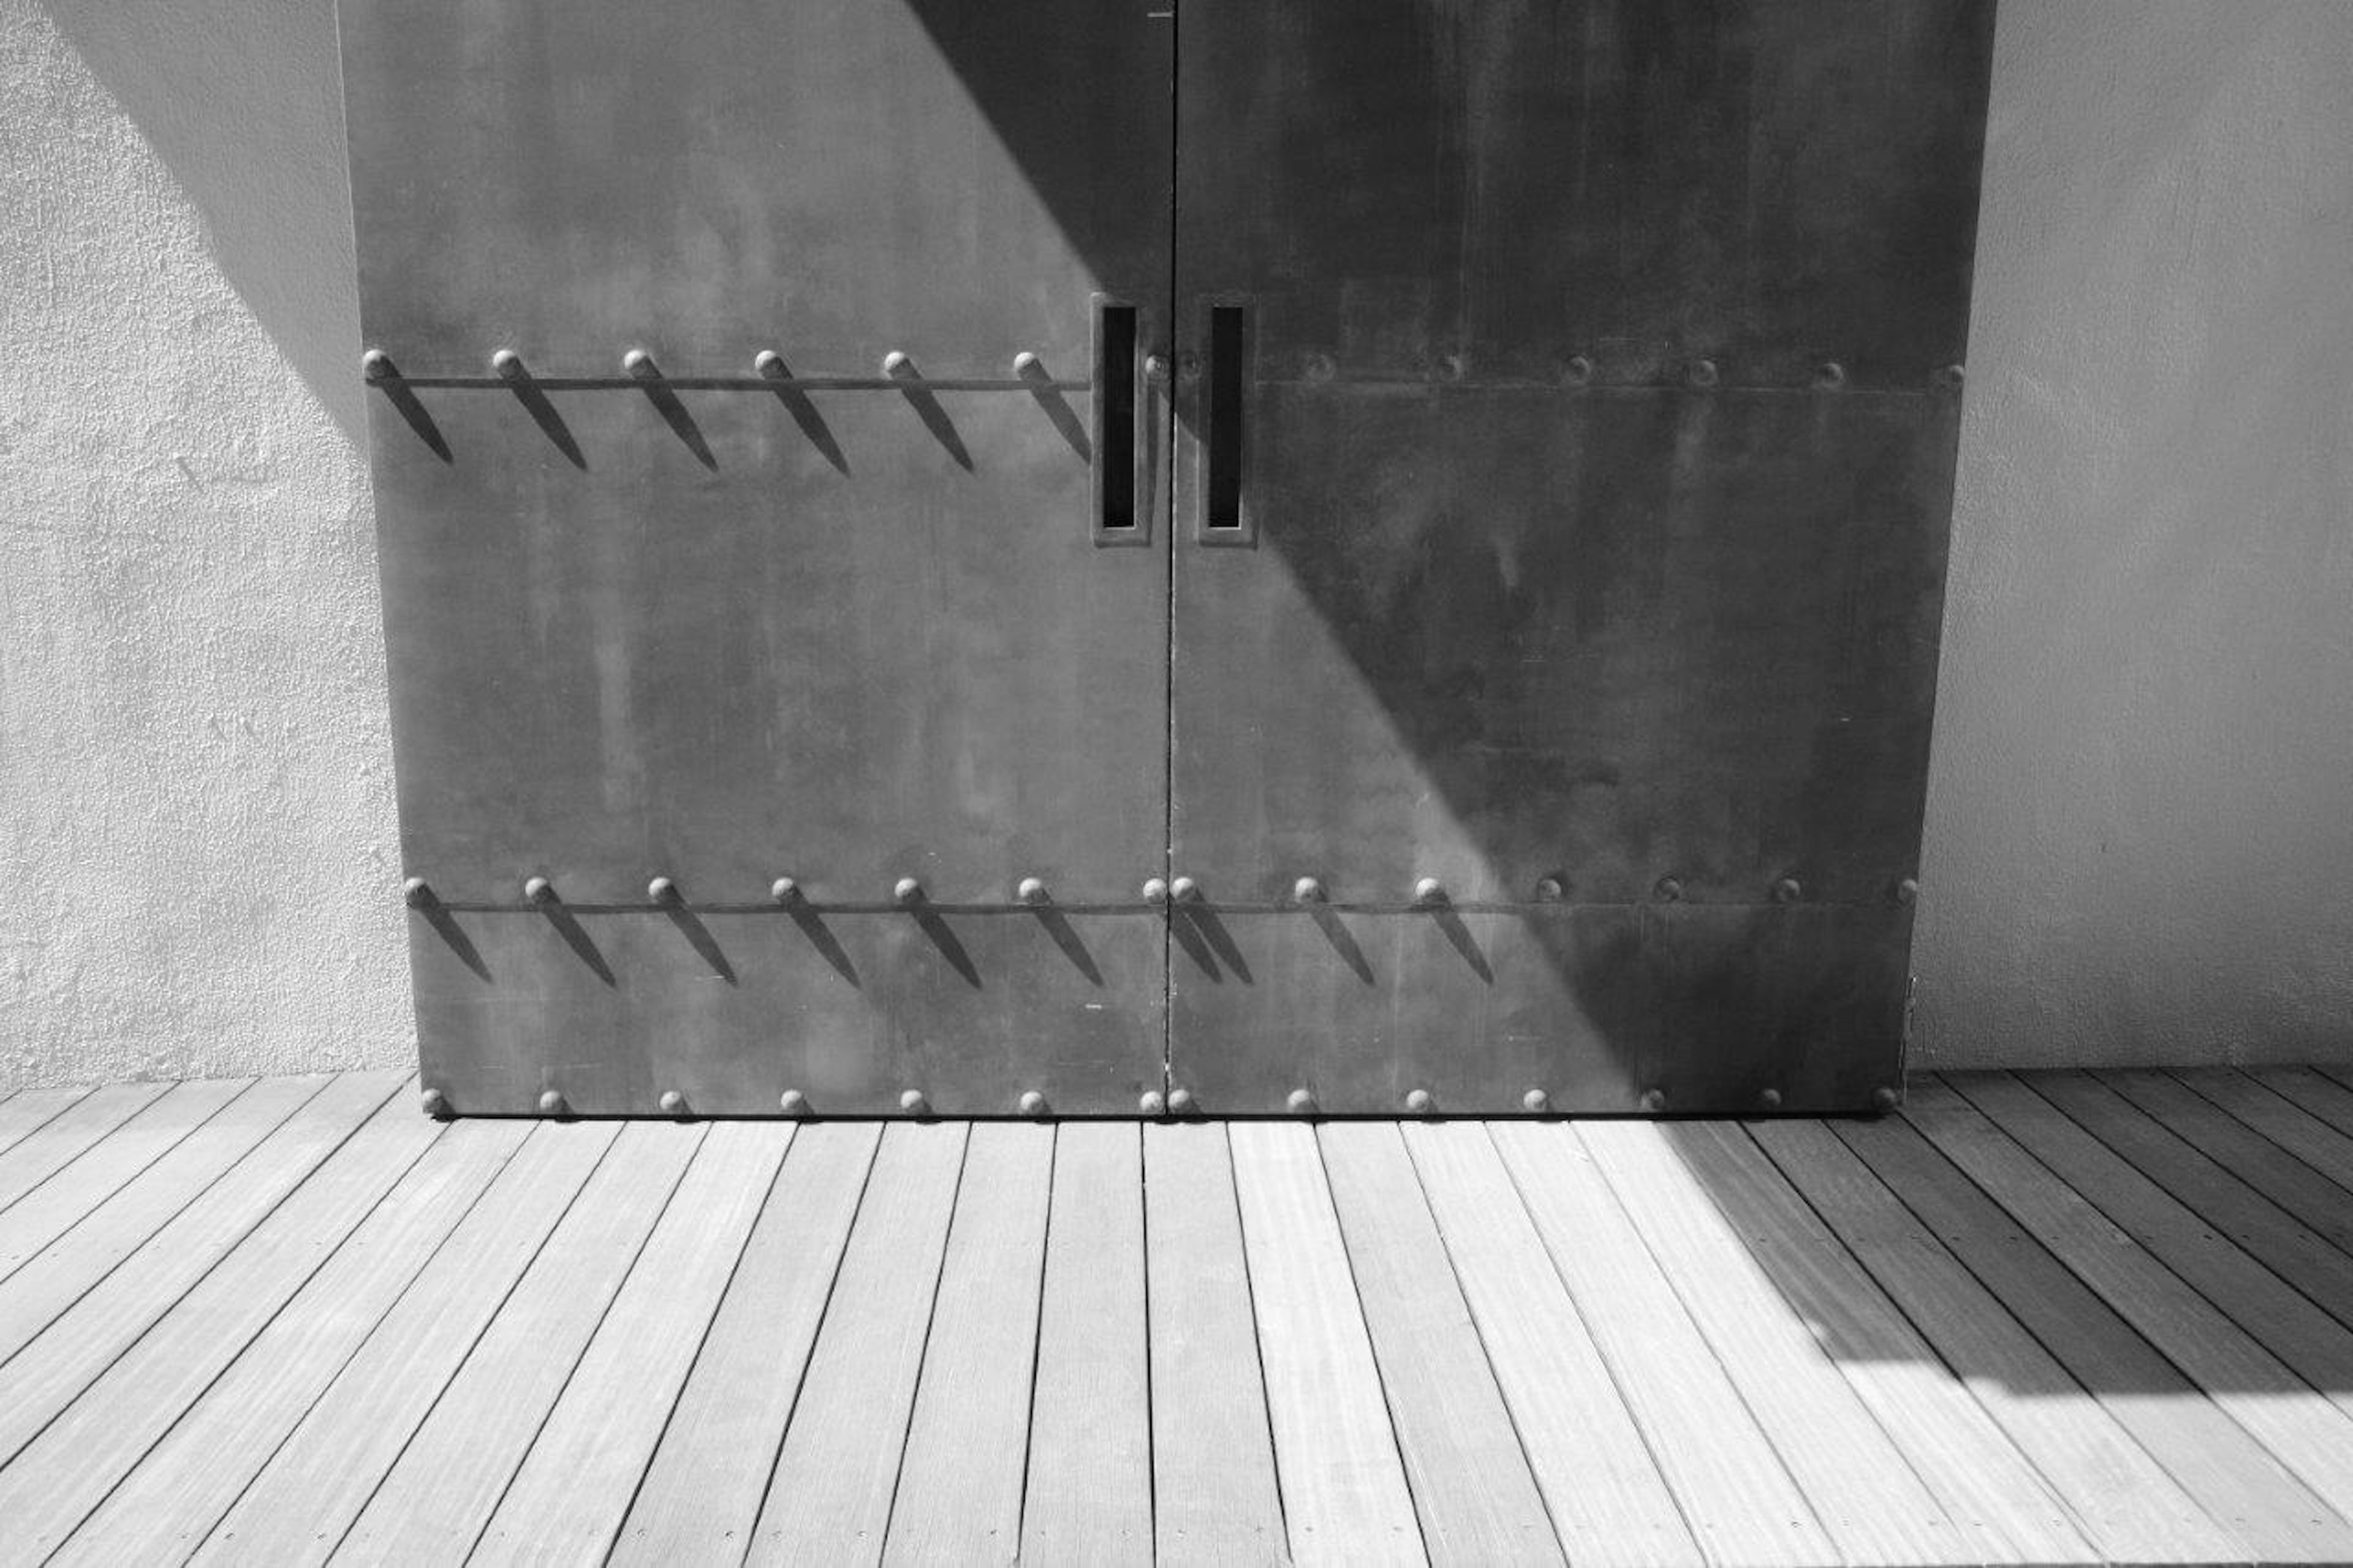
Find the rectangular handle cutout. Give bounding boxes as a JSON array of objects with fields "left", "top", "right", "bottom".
[
  {"left": 1094, "top": 301, "right": 1137, "bottom": 534},
  {"left": 1205, "top": 305, "right": 1246, "bottom": 530}
]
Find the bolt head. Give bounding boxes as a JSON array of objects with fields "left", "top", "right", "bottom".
[
  {"left": 1772, "top": 877, "right": 1803, "bottom": 904},
  {"left": 1017, "top": 876, "right": 1049, "bottom": 906},
  {"left": 1141, "top": 877, "right": 1170, "bottom": 906},
  {"left": 900, "top": 1089, "right": 929, "bottom": 1116},
  {"left": 1758, "top": 1087, "right": 1784, "bottom": 1112},
  {"left": 882, "top": 350, "right": 914, "bottom": 377},
  {"left": 1412, "top": 876, "right": 1446, "bottom": 906},
  {"left": 659, "top": 1089, "right": 688, "bottom": 1117},
  {"left": 1167, "top": 1088, "right": 1196, "bottom": 1116},
  {"left": 1813, "top": 360, "right": 1847, "bottom": 390},
  {"left": 421, "top": 1086, "right": 451, "bottom": 1118},
  {"left": 522, "top": 876, "right": 555, "bottom": 904},
  {"left": 1139, "top": 1089, "right": 1167, "bottom": 1116},
  {"left": 648, "top": 876, "right": 680, "bottom": 905},
  {"left": 1936, "top": 363, "right": 1966, "bottom": 390},
  {"left": 1012, "top": 350, "right": 1043, "bottom": 377},
  {"left": 1019, "top": 1089, "right": 1048, "bottom": 1117},
  {"left": 1871, "top": 1085, "right": 1902, "bottom": 1114},
  {"left": 402, "top": 876, "right": 434, "bottom": 909},
  {"left": 1639, "top": 1087, "right": 1667, "bottom": 1113},
  {"left": 1303, "top": 352, "right": 1337, "bottom": 383},
  {"left": 1405, "top": 1088, "right": 1435, "bottom": 1115},
  {"left": 1293, "top": 876, "right": 1326, "bottom": 904},
  {"left": 771, "top": 876, "right": 803, "bottom": 904},
  {"left": 490, "top": 347, "right": 524, "bottom": 379},
  {"left": 1533, "top": 876, "right": 1565, "bottom": 903},
  {"left": 1437, "top": 353, "right": 1466, "bottom": 382},
  {"left": 1653, "top": 876, "right": 1684, "bottom": 903},
  {"left": 361, "top": 348, "right": 395, "bottom": 382},
  {"left": 1287, "top": 1088, "right": 1318, "bottom": 1117},
  {"left": 1521, "top": 1088, "right": 1550, "bottom": 1114},
  {"left": 537, "top": 1089, "right": 567, "bottom": 1117},
  {"left": 778, "top": 1088, "right": 809, "bottom": 1116},
  {"left": 893, "top": 877, "right": 924, "bottom": 906},
  {"left": 752, "top": 349, "right": 786, "bottom": 377},
  {"left": 1687, "top": 358, "right": 1719, "bottom": 388},
  {"left": 1170, "top": 876, "right": 1199, "bottom": 903},
  {"left": 623, "top": 347, "right": 656, "bottom": 377},
  {"left": 1562, "top": 354, "right": 1594, "bottom": 386},
  {"left": 1896, "top": 877, "right": 1920, "bottom": 906}
]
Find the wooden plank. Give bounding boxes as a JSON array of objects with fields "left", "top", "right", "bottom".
[
  {"left": 331, "top": 1122, "right": 703, "bottom": 1565},
  {"left": 1956, "top": 1073, "right": 2353, "bottom": 1415},
  {"left": 0, "top": 1077, "right": 251, "bottom": 1283},
  {"left": 2035, "top": 1069, "right": 2353, "bottom": 1328},
  {"left": 1230, "top": 1121, "right": 1424, "bottom": 1567},
  {"left": 2173, "top": 1067, "right": 2353, "bottom": 1198},
  {"left": 2100, "top": 1068, "right": 2353, "bottom": 1260},
  {"left": 190, "top": 1120, "right": 619, "bottom": 1567},
  {"left": 1751, "top": 1116, "right": 2242, "bottom": 1566},
  {"left": 1143, "top": 1122, "right": 1286, "bottom": 1567},
  {"left": 1909, "top": 1075, "right": 2353, "bottom": 1524},
  {"left": 25, "top": 1118, "right": 520, "bottom": 1562},
  {"left": 2313, "top": 1063, "right": 2353, "bottom": 1102},
  {"left": 470, "top": 1121, "right": 790, "bottom": 1564},
  {"left": 744, "top": 1123, "right": 968, "bottom": 1567},
  {"left": 612, "top": 1121, "right": 881, "bottom": 1563},
  {"left": 1576, "top": 1119, "right": 1963, "bottom": 1566},
  {"left": 0, "top": 1074, "right": 330, "bottom": 1349},
  {"left": 1020, "top": 1123, "right": 1153, "bottom": 1565},
  {"left": 1658, "top": 1120, "right": 2096, "bottom": 1563},
  {"left": 1408, "top": 1123, "right": 1696, "bottom": 1568},
  {"left": 883, "top": 1123, "right": 1051, "bottom": 1566},
  {"left": 0, "top": 1085, "right": 94, "bottom": 1158},
  {"left": 0, "top": 1071, "right": 402, "bottom": 1445},
  {"left": 2270, "top": 1064, "right": 2353, "bottom": 1136},
  {"left": 1324, "top": 1123, "right": 1561, "bottom": 1565},
  {"left": 1489, "top": 1122, "right": 1833, "bottom": 1568},
  {"left": 0, "top": 1080, "right": 172, "bottom": 1214}
]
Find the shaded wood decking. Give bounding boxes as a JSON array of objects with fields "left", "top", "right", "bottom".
[{"left": 1, "top": 1068, "right": 2352, "bottom": 1563}]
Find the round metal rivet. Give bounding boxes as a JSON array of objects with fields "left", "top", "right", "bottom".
[
  {"left": 490, "top": 348, "right": 525, "bottom": 379},
  {"left": 1563, "top": 354, "right": 1594, "bottom": 387},
  {"left": 1304, "top": 352, "right": 1336, "bottom": 383},
  {"left": 778, "top": 1088, "right": 809, "bottom": 1116},
  {"left": 752, "top": 349, "right": 786, "bottom": 377},
  {"left": 1405, "top": 1088, "right": 1435, "bottom": 1115},
  {"left": 1141, "top": 877, "right": 1170, "bottom": 906},
  {"left": 537, "top": 1089, "right": 567, "bottom": 1116},
  {"left": 1533, "top": 876, "right": 1565, "bottom": 903},
  {"left": 1936, "top": 363, "right": 1966, "bottom": 390},
  {"left": 1287, "top": 1088, "right": 1318, "bottom": 1117},
  {"left": 1012, "top": 350, "right": 1044, "bottom": 377},
  {"left": 900, "top": 1089, "right": 930, "bottom": 1116},
  {"left": 882, "top": 350, "right": 915, "bottom": 376},
  {"left": 771, "top": 876, "right": 803, "bottom": 904},
  {"left": 1170, "top": 876, "right": 1200, "bottom": 903},
  {"left": 1017, "top": 876, "right": 1050, "bottom": 906},
  {"left": 1293, "top": 876, "right": 1326, "bottom": 904},
  {"left": 1871, "top": 1085, "right": 1902, "bottom": 1114},
  {"left": 623, "top": 348, "right": 656, "bottom": 377},
  {"left": 421, "top": 1086, "right": 451, "bottom": 1118},
  {"left": 402, "top": 876, "right": 434, "bottom": 909},
  {"left": 1167, "top": 1088, "right": 1196, "bottom": 1116},
  {"left": 1412, "top": 876, "right": 1446, "bottom": 906},
  {"left": 1139, "top": 1089, "right": 1167, "bottom": 1116},
  {"left": 362, "top": 348, "right": 395, "bottom": 382},
  {"left": 1020, "top": 1089, "right": 1048, "bottom": 1117},
  {"left": 1759, "top": 1087, "right": 1784, "bottom": 1112},
  {"left": 1143, "top": 352, "right": 1172, "bottom": 384},
  {"left": 648, "top": 876, "right": 680, "bottom": 905},
  {"left": 1653, "top": 876, "right": 1684, "bottom": 903},
  {"left": 1522, "top": 1088, "right": 1550, "bottom": 1114},
  {"left": 1896, "top": 876, "right": 1920, "bottom": 906},
  {"left": 660, "top": 1089, "right": 688, "bottom": 1116},
  {"left": 1438, "top": 353, "right": 1465, "bottom": 383},
  {"left": 893, "top": 877, "right": 924, "bottom": 906},
  {"left": 1813, "top": 360, "right": 1846, "bottom": 390},
  {"left": 1640, "top": 1087, "right": 1667, "bottom": 1112},
  {"left": 1772, "top": 877, "right": 1803, "bottom": 904},
  {"left": 523, "top": 876, "right": 555, "bottom": 904},
  {"left": 1688, "top": 358, "right": 1719, "bottom": 389}
]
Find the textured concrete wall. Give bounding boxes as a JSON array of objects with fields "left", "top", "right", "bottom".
[{"left": 0, "top": 1, "right": 2348, "bottom": 1088}]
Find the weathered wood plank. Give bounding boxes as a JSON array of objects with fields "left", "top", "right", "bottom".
[
  {"left": 29, "top": 1118, "right": 520, "bottom": 1562},
  {"left": 882, "top": 1123, "right": 1051, "bottom": 1566},
  {"left": 1144, "top": 1122, "right": 1286, "bottom": 1568},
  {"left": 1752, "top": 1116, "right": 2243, "bottom": 1565},
  {"left": 470, "top": 1121, "right": 789, "bottom": 1565},
  {"left": 0, "top": 1085, "right": 93, "bottom": 1158},
  {"left": 1408, "top": 1123, "right": 1696, "bottom": 1568},
  {"left": 613, "top": 1121, "right": 881, "bottom": 1564},
  {"left": 2099, "top": 1068, "right": 2353, "bottom": 1260},
  {"left": 1325, "top": 1123, "right": 1561, "bottom": 1565},
  {"left": 744, "top": 1122, "right": 968, "bottom": 1567},
  {"left": 1230, "top": 1120, "right": 1424, "bottom": 1567},
  {"left": 0, "top": 1075, "right": 329, "bottom": 1342},
  {"left": 0, "top": 1077, "right": 251, "bottom": 1282},
  {"left": 1911, "top": 1075, "right": 2353, "bottom": 1523},
  {"left": 0, "top": 1080, "right": 173, "bottom": 1214},
  {"left": 0, "top": 1071, "right": 403, "bottom": 1455},
  {"left": 1489, "top": 1122, "right": 1832, "bottom": 1568},
  {"left": 2273, "top": 1064, "right": 2353, "bottom": 1134},
  {"left": 331, "top": 1122, "right": 703, "bottom": 1565},
  {"left": 1577, "top": 1119, "right": 1960, "bottom": 1566},
  {"left": 1021, "top": 1123, "right": 1153, "bottom": 1566},
  {"left": 191, "top": 1120, "right": 618, "bottom": 1567},
  {"left": 2173, "top": 1067, "right": 2353, "bottom": 1198}
]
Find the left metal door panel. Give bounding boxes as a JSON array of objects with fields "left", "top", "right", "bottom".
[{"left": 341, "top": 0, "right": 1174, "bottom": 1115}]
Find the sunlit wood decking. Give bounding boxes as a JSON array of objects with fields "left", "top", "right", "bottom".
[{"left": 1, "top": 1067, "right": 2352, "bottom": 1564}]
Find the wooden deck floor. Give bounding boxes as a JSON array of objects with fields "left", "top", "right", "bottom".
[{"left": 1, "top": 1071, "right": 2352, "bottom": 1564}]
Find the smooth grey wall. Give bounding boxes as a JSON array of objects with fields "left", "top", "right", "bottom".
[{"left": 0, "top": 0, "right": 2347, "bottom": 1088}]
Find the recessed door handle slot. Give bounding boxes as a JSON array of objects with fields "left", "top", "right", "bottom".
[
  {"left": 1094, "top": 301, "right": 1139, "bottom": 534},
  {"left": 1205, "top": 305, "right": 1246, "bottom": 530}
]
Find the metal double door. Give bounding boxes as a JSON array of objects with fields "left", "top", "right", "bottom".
[{"left": 346, "top": 0, "right": 1996, "bottom": 1117}]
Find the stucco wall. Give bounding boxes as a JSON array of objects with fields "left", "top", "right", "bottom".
[{"left": 0, "top": 0, "right": 2348, "bottom": 1089}]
